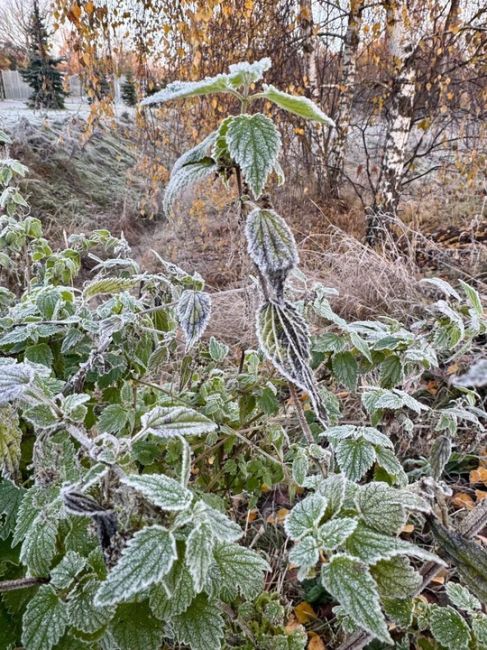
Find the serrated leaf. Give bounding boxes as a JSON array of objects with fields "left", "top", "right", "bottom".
[
  {"left": 226, "top": 113, "right": 281, "bottom": 198},
  {"left": 208, "top": 336, "right": 229, "bottom": 362},
  {"left": 430, "top": 605, "right": 471, "bottom": 649},
  {"left": 257, "top": 300, "right": 326, "bottom": 423},
  {"left": 321, "top": 554, "right": 392, "bottom": 644},
  {"left": 185, "top": 522, "right": 214, "bottom": 592},
  {"left": 430, "top": 435, "right": 452, "bottom": 480},
  {"left": 356, "top": 482, "right": 407, "bottom": 534},
  {"left": 292, "top": 450, "right": 309, "bottom": 487},
  {"left": 24, "top": 343, "right": 53, "bottom": 368},
  {"left": 317, "top": 473, "right": 347, "bottom": 516},
  {"left": 471, "top": 613, "right": 487, "bottom": 646},
  {"left": 95, "top": 525, "right": 177, "bottom": 606},
  {"left": 446, "top": 582, "right": 481, "bottom": 613},
  {"left": 22, "top": 404, "right": 58, "bottom": 428},
  {"left": 459, "top": 280, "right": 483, "bottom": 316},
  {"left": 382, "top": 597, "right": 414, "bottom": 628},
  {"left": 121, "top": 473, "right": 193, "bottom": 511},
  {"left": 50, "top": 551, "right": 86, "bottom": 589},
  {"left": 193, "top": 501, "right": 243, "bottom": 542},
  {"left": 177, "top": 289, "right": 212, "bottom": 349},
  {"left": 245, "top": 208, "right": 298, "bottom": 296},
  {"left": 139, "top": 405, "right": 217, "bottom": 439},
  {"left": 83, "top": 277, "right": 136, "bottom": 299},
  {"left": 20, "top": 509, "right": 59, "bottom": 576},
  {"left": 345, "top": 523, "right": 444, "bottom": 565},
  {"left": 0, "top": 406, "right": 21, "bottom": 479},
  {"left": 285, "top": 494, "right": 327, "bottom": 541},
  {"left": 150, "top": 558, "right": 195, "bottom": 619},
  {"left": 211, "top": 542, "right": 269, "bottom": 599},
  {"left": 21, "top": 585, "right": 68, "bottom": 650},
  {"left": 332, "top": 351, "right": 358, "bottom": 391},
  {"left": 261, "top": 84, "right": 335, "bottom": 125},
  {"left": 318, "top": 517, "right": 357, "bottom": 550},
  {"left": 374, "top": 446, "right": 408, "bottom": 485},
  {"left": 380, "top": 355, "right": 402, "bottom": 388},
  {"left": 110, "top": 602, "right": 164, "bottom": 650},
  {"left": 335, "top": 437, "right": 376, "bottom": 481},
  {"left": 68, "top": 578, "right": 115, "bottom": 633},
  {"left": 0, "top": 362, "right": 35, "bottom": 405},
  {"left": 173, "top": 594, "right": 224, "bottom": 650},
  {"left": 163, "top": 158, "right": 217, "bottom": 217},
  {"left": 0, "top": 478, "right": 24, "bottom": 539},
  {"left": 97, "top": 403, "right": 129, "bottom": 434},
  {"left": 371, "top": 557, "right": 422, "bottom": 599},
  {"left": 288, "top": 535, "right": 319, "bottom": 568}
]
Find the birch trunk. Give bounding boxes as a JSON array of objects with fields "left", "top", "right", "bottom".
[
  {"left": 327, "top": 0, "right": 364, "bottom": 194},
  {"left": 366, "top": 0, "right": 417, "bottom": 245}
]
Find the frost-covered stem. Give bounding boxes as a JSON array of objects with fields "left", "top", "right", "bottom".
[
  {"left": 289, "top": 383, "right": 327, "bottom": 477},
  {"left": 0, "top": 576, "right": 48, "bottom": 592},
  {"left": 366, "top": 0, "right": 417, "bottom": 245},
  {"left": 327, "top": 0, "right": 364, "bottom": 193}
]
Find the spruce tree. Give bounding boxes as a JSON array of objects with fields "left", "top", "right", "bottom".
[
  {"left": 21, "top": 0, "right": 66, "bottom": 109},
  {"left": 121, "top": 71, "right": 137, "bottom": 106}
]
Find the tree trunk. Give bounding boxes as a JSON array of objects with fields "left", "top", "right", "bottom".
[
  {"left": 366, "top": 0, "right": 418, "bottom": 245},
  {"left": 327, "top": 0, "right": 364, "bottom": 194}
]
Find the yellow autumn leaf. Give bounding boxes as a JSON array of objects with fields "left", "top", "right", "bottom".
[{"left": 294, "top": 602, "right": 316, "bottom": 624}]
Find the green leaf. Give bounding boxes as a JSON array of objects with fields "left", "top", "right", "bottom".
[
  {"left": 163, "top": 158, "right": 217, "bottom": 217},
  {"left": 149, "top": 558, "right": 195, "bottom": 619},
  {"left": 50, "top": 551, "right": 86, "bottom": 589},
  {"left": 332, "top": 351, "right": 358, "bottom": 391},
  {"left": 355, "top": 482, "right": 407, "bottom": 534},
  {"left": 245, "top": 207, "right": 298, "bottom": 295},
  {"left": 260, "top": 84, "right": 335, "bottom": 125},
  {"left": 382, "top": 597, "right": 414, "bottom": 628},
  {"left": 321, "top": 554, "right": 392, "bottom": 644},
  {"left": 22, "top": 404, "right": 58, "bottom": 428},
  {"left": 345, "top": 523, "right": 444, "bottom": 566},
  {"left": 318, "top": 517, "right": 358, "bottom": 551},
  {"left": 193, "top": 501, "right": 243, "bottom": 542},
  {"left": 24, "top": 343, "right": 53, "bottom": 368},
  {"left": 0, "top": 362, "right": 35, "bottom": 405},
  {"left": 380, "top": 355, "right": 402, "bottom": 388},
  {"left": 459, "top": 280, "right": 483, "bottom": 316},
  {"left": 95, "top": 525, "right": 177, "bottom": 606},
  {"left": 121, "top": 473, "right": 193, "bottom": 511},
  {"left": 173, "top": 594, "right": 224, "bottom": 650},
  {"left": 21, "top": 585, "right": 68, "bottom": 650},
  {"left": 471, "top": 614, "right": 487, "bottom": 646},
  {"left": 83, "top": 277, "right": 136, "bottom": 299},
  {"left": 0, "top": 478, "right": 24, "bottom": 539},
  {"left": 20, "top": 509, "right": 59, "bottom": 576},
  {"left": 430, "top": 605, "right": 471, "bottom": 649},
  {"left": 185, "top": 522, "right": 215, "bottom": 592},
  {"left": 292, "top": 450, "right": 309, "bottom": 487},
  {"left": 317, "top": 473, "right": 346, "bottom": 516},
  {"left": 430, "top": 435, "right": 452, "bottom": 480},
  {"left": 177, "top": 289, "right": 212, "bottom": 349},
  {"left": 371, "top": 557, "right": 421, "bottom": 599},
  {"left": 335, "top": 437, "right": 376, "bottom": 481},
  {"left": 97, "top": 403, "right": 129, "bottom": 434},
  {"left": 288, "top": 535, "right": 319, "bottom": 569},
  {"left": 226, "top": 113, "right": 281, "bottom": 198},
  {"left": 446, "top": 582, "right": 481, "bottom": 613},
  {"left": 0, "top": 406, "right": 22, "bottom": 479},
  {"left": 211, "top": 542, "right": 269, "bottom": 599},
  {"left": 285, "top": 494, "right": 327, "bottom": 541},
  {"left": 374, "top": 446, "right": 408, "bottom": 485},
  {"left": 208, "top": 336, "right": 229, "bottom": 362},
  {"left": 110, "top": 602, "right": 164, "bottom": 650},
  {"left": 68, "top": 578, "right": 115, "bottom": 633},
  {"left": 139, "top": 405, "right": 217, "bottom": 439}
]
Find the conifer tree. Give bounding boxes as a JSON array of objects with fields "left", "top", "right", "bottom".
[
  {"left": 121, "top": 71, "right": 137, "bottom": 106},
  {"left": 21, "top": 0, "right": 66, "bottom": 109}
]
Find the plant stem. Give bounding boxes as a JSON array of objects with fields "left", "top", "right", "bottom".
[{"left": 0, "top": 577, "right": 48, "bottom": 593}]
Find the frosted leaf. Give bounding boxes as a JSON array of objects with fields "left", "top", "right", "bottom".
[
  {"left": 371, "top": 557, "right": 422, "bottom": 599},
  {"left": 172, "top": 131, "right": 218, "bottom": 176},
  {"left": 83, "top": 277, "right": 136, "bottom": 299},
  {"left": 0, "top": 362, "right": 35, "bottom": 405},
  {"left": 318, "top": 517, "right": 358, "bottom": 551},
  {"left": 321, "top": 554, "right": 392, "bottom": 644},
  {"left": 68, "top": 578, "right": 115, "bottom": 633},
  {"left": 261, "top": 84, "right": 335, "bottom": 125},
  {"left": 95, "top": 525, "right": 177, "bottom": 606},
  {"left": 446, "top": 582, "right": 481, "bottom": 613},
  {"left": 210, "top": 542, "right": 270, "bottom": 599},
  {"left": 228, "top": 57, "right": 272, "bottom": 86},
  {"left": 317, "top": 473, "right": 347, "bottom": 516},
  {"left": 335, "top": 437, "right": 376, "bottom": 481},
  {"left": 20, "top": 508, "right": 59, "bottom": 576},
  {"left": 50, "top": 551, "right": 86, "bottom": 589},
  {"left": 172, "top": 594, "right": 224, "bottom": 650},
  {"left": 355, "top": 482, "right": 407, "bottom": 534},
  {"left": 288, "top": 535, "right": 319, "bottom": 569},
  {"left": 21, "top": 585, "right": 68, "bottom": 650},
  {"left": 110, "top": 602, "right": 164, "bottom": 650},
  {"left": 0, "top": 405, "right": 21, "bottom": 479},
  {"left": 139, "top": 405, "right": 217, "bottom": 439},
  {"left": 430, "top": 435, "right": 452, "bottom": 480},
  {"left": 284, "top": 493, "right": 327, "bottom": 541},
  {"left": 177, "top": 289, "right": 212, "bottom": 349},
  {"left": 193, "top": 500, "right": 243, "bottom": 542},
  {"left": 121, "top": 473, "right": 193, "bottom": 511},
  {"left": 185, "top": 522, "right": 215, "bottom": 593},
  {"left": 245, "top": 208, "right": 298, "bottom": 298},
  {"left": 163, "top": 159, "right": 217, "bottom": 217},
  {"left": 430, "top": 605, "right": 471, "bottom": 650},
  {"left": 149, "top": 559, "right": 195, "bottom": 619},
  {"left": 141, "top": 74, "right": 234, "bottom": 106},
  {"left": 226, "top": 113, "right": 281, "bottom": 198}
]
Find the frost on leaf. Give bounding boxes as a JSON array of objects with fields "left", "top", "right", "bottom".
[
  {"left": 335, "top": 437, "right": 376, "bottom": 482},
  {"left": 68, "top": 578, "right": 115, "bottom": 634},
  {"left": 355, "top": 482, "right": 407, "bottom": 535},
  {"left": 110, "top": 602, "right": 165, "bottom": 650},
  {"left": 149, "top": 558, "right": 195, "bottom": 619},
  {"left": 257, "top": 300, "right": 327, "bottom": 424},
  {"left": 0, "top": 405, "right": 21, "bottom": 479},
  {"left": 284, "top": 493, "right": 327, "bottom": 541},
  {"left": 20, "top": 508, "right": 59, "bottom": 576},
  {"left": 121, "top": 473, "right": 193, "bottom": 511},
  {"left": 245, "top": 208, "right": 298, "bottom": 298},
  {"left": 288, "top": 535, "right": 319, "bottom": 569},
  {"left": 261, "top": 84, "right": 335, "bottom": 125},
  {"left": 21, "top": 585, "right": 68, "bottom": 650},
  {"left": 318, "top": 517, "right": 358, "bottom": 551},
  {"left": 0, "top": 362, "right": 35, "bottom": 405},
  {"left": 185, "top": 522, "right": 215, "bottom": 593},
  {"left": 141, "top": 74, "right": 235, "bottom": 106},
  {"left": 371, "top": 557, "right": 422, "bottom": 599},
  {"left": 177, "top": 289, "right": 212, "bottom": 349},
  {"left": 163, "top": 159, "right": 217, "bottom": 217},
  {"left": 321, "top": 554, "right": 392, "bottom": 644},
  {"left": 139, "top": 405, "right": 217, "bottom": 439},
  {"left": 83, "top": 277, "right": 136, "bottom": 299},
  {"left": 446, "top": 582, "right": 481, "bottom": 613},
  {"left": 226, "top": 113, "right": 281, "bottom": 198},
  {"left": 210, "top": 542, "right": 270, "bottom": 599},
  {"left": 95, "top": 525, "right": 177, "bottom": 606},
  {"left": 193, "top": 500, "right": 243, "bottom": 542},
  {"left": 50, "top": 551, "right": 86, "bottom": 590},
  {"left": 173, "top": 594, "right": 224, "bottom": 650},
  {"left": 430, "top": 605, "right": 472, "bottom": 650}
]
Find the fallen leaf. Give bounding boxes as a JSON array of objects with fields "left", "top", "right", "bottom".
[
  {"left": 246, "top": 509, "right": 258, "bottom": 523},
  {"left": 470, "top": 467, "right": 487, "bottom": 485},
  {"left": 451, "top": 492, "right": 475, "bottom": 510},
  {"left": 294, "top": 601, "right": 317, "bottom": 624},
  {"left": 401, "top": 524, "right": 415, "bottom": 534},
  {"left": 308, "top": 634, "right": 326, "bottom": 649},
  {"left": 475, "top": 490, "right": 487, "bottom": 501}
]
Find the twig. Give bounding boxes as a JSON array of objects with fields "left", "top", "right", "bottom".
[{"left": 0, "top": 577, "right": 48, "bottom": 593}]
